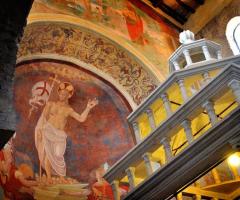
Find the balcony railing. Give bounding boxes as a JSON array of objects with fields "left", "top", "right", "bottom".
[{"left": 103, "top": 56, "right": 240, "bottom": 200}]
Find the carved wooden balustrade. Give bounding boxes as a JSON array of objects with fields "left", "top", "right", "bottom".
[{"left": 103, "top": 55, "right": 240, "bottom": 200}]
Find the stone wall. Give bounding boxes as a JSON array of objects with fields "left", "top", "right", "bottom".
[
  {"left": 0, "top": 0, "right": 33, "bottom": 131},
  {"left": 196, "top": 0, "right": 240, "bottom": 58}
]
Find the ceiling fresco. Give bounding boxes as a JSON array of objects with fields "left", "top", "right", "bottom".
[{"left": 29, "top": 0, "right": 179, "bottom": 78}]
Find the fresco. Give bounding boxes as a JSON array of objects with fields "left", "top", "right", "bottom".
[
  {"left": 18, "top": 22, "right": 158, "bottom": 105},
  {"left": 30, "top": 0, "right": 178, "bottom": 76},
  {"left": 0, "top": 61, "right": 133, "bottom": 199}
]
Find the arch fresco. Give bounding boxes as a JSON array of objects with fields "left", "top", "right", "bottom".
[
  {"left": 1, "top": 60, "right": 134, "bottom": 199},
  {"left": 18, "top": 22, "right": 158, "bottom": 105}
]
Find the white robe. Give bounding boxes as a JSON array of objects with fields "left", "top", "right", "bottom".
[{"left": 35, "top": 114, "right": 67, "bottom": 176}]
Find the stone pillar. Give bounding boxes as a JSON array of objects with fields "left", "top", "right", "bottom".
[
  {"left": 132, "top": 121, "right": 141, "bottom": 143},
  {"left": 202, "top": 72, "right": 211, "bottom": 83},
  {"left": 202, "top": 45, "right": 211, "bottom": 60},
  {"left": 146, "top": 108, "right": 156, "bottom": 131},
  {"left": 161, "top": 137, "right": 173, "bottom": 163},
  {"left": 173, "top": 61, "right": 180, "bottom": 71},
  {"left": 217, "top": 50, "right": 222, "bottom": 59},
  {"left": 142, "top": 152, "right": 154, "bottom": 176},
  {"left": 0, "top": 0, "right": 33, "bottom": 133},
  {"left": 126, "top": 167, "right": 136, "bottom": 190},
  {"left": 177, "top": 79, "right": 188, "bottom": 102},
  {"left": 160, "top": 93, "right": 172, "bottom": 117},
  {"left": 181, "top": 119, "right": 194, "bottom": 143},
  {"left": 183, "top": 49, "right": 192, "bottom": 66},
  {"left": 111, "top": 180, "right": 120, "bottom": 200},
  {"left": 228, "top": 79, "right": 240, "bottom": 105},
  {"left": 202, "top": 101, "right": 218, "bottom": 125},
  {"left": 211, "top": 168, "right": 221, "bottom": 184},
  {"left": 0, "top": 24, "right": 18, "bottom": 131}
]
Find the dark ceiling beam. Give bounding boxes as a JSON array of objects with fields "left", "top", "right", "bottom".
[
  {"left": 149, "top": 0, "right": 187, "bottom": 24},
  {"left": 129, "top": 0, "right": 182, "bottom": 31},
  {"left": 195, "top": 0, "right": 205, "bottom": 5},
  {"left": 176, "top": 0, "right": 195, "bottom": 13}
]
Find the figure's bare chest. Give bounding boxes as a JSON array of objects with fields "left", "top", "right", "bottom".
[{"left": 49, "top": 103, "right": 70, "bottom": 117}]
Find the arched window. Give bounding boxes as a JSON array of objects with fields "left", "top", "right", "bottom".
[{"left": 226, "top": 16, "right": 240, "bottom": 55}]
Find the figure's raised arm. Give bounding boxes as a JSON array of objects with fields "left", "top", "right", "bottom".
[{"left": 70, "top": 98, "right": 98, "bottom": 123}]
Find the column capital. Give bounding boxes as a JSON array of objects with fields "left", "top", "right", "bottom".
[
  {"left": 126, "top": 167, "right": 135, "bottom": 174},
  {"left": 228, "top": 79, "right": 240, "bottom": 89},
  {"left": 145, "top": 108, "right": 153, "bottom": 116},
  {"left": 160, "top": 92, "right": 169, "bottom": 101},
  {"left": 160, "top": 136, "right": 171, "bottom": 146},
  {"left": 132, "top": 121, "right": 138, "bottom": 128},
  {"left": 111, "top": 180, "right": 119, "bottom": 188},
  {"left": 142, "top": 152, "right": 152, "bottom": 162},
  {"left": 181, "top": 119, "right": 191, "bottom": 128},
  {"left": 202, "top": 100, "right": 214, "bottom": 110},
  {"left": 202, "top": 72, "right": 211, "bottom": 83},
  {"left": 176, "top": 79, "right": 184, "bottom": 85},
  {"left": 182, "top": 48, "right": 190, "bottom": 54}
]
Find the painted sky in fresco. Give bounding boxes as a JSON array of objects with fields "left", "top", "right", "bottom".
[
  {"left": 31, "top": 0, "right": 178, "bottom": 76},
  {"left": 13, "top": 61, "right": 134, "bottom": 183}
]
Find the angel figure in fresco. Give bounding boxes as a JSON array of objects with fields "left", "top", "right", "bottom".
[
  {"left": 35, "top": 82, "right": 98, "bottom": 183},
  {"left": 108, "top": 1, "right": 145, "bottom": 45}
]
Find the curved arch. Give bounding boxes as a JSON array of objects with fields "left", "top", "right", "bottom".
[
  {"left": 17, "top": 54, "right": 137, "bottom": 109},
  {"left": 226, "top": 16, "right": 240, "bottom": 55},
  {"left": 18, "top": 20, "right": 158, "bottom": 105},
  {"left": 27, "top": 13, "right": 165, "bottom": 82}
]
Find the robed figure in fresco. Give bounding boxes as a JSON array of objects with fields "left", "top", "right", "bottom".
[{"left": 35, "top": 82, "right": 98, "bottom": 183}]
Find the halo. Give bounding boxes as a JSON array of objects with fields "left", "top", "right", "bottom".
[{"left": 57, "top": 82, "right": 74, "bottom": 97}]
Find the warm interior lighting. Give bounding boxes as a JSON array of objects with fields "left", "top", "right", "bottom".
[{"left": 228, "top": 153, "right": 240, "bottom": 167}]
